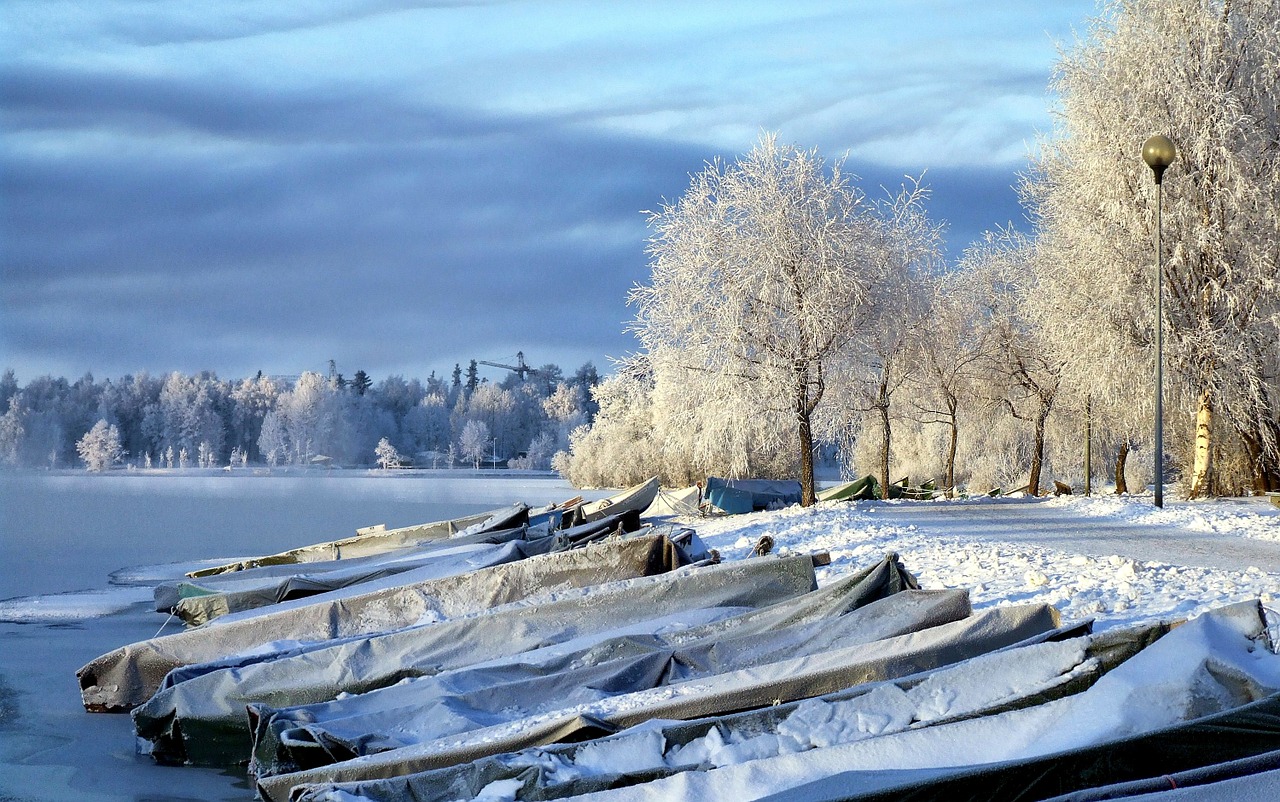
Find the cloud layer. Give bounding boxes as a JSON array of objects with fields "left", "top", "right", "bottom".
[{"left": 1, "top": 0, "right": 1093, "bottom": 382}]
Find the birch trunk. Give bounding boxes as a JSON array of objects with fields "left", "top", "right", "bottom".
[{"left": 1188, "top": 388, "right": 1213, "bottom": 498}]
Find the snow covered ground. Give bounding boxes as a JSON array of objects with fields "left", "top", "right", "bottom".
[
  {"left": 692, "top": 492, "right": 1280, "bottom": 632},
  {"left": 0, "top": 473, "right": 1277, "bottom": 800}
]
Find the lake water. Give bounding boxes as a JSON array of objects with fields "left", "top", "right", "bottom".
[
  {"left": 0, "top": 470, "right": 602, "bottom": 600},
  {"left": 0, "top": 470, "right": 605, "bottom": 802}
]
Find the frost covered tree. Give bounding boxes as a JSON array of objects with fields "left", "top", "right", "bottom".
[
  {"left": 0, "top": 397, "right": 24, "bottom": 467},
  {"left": 230, "top": 373, "right": 280, "bottom": 463},
  {"left": 510, "top": 431, "right": 557, "bottom": 470},
  {"left": 403, "top": 393, "right": 451, "bottom": 456},
  {"left": 632, "top": 134, "right": 909, "bottom": 505},
  {"left": 964, "top": 230, "right": 1064, "bottom": 496},
  {"left": 834, "top": 177, "right": 943, "bottom": 495},
  {"left": 464, "top": 384, "right": 518, "bottom": 461},
  {"left": 149, "top": 372, "right": 226, "bottom": 465},
  {"left": 374, "top": 437, "right": 403, "bottom": 469},
  {"left": 76, "top": 419, "right": 125, "bottom": 471},
  {"left": 458, "top": 419, "right": 490, "bottom": 469},
  {"left": 556, "top": 366, "right": 664, "bottom": 488},
  {"left": 258, "top": 410, "right": 288, "bottom": 467},
  {"left": 279, "top": 371, "right": 338, "bottom": 464},
  {"left": 1026, "top": 0, "right": 1280, "bottom": 495},
  {"left": 907, "top": 269, "right": 991, "bottom": 496}
]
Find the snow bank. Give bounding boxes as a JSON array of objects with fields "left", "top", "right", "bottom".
[{"left": 690, "top": 497, "right": 1280, "bottom": 630}]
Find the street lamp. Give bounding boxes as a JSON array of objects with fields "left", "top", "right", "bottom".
[{"left": 1142, "top": 134, "right": 1176, "bottom": 508}]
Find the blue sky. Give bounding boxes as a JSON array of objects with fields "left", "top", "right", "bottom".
[{"left": 1, "top": 0, "right": 1096, "bottom": 385}]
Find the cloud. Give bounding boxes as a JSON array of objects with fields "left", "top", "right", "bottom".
[
  {"left": 0, "top": 1, "right": 1095, "bottom": 382},
  {"left": 1, "top": 60, "right": 708, "bottom": 380}
]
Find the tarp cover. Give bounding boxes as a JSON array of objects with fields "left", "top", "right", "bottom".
[
  {"left": 186, "top": 503, "right": 531, "bottom": 576},
  {"left": 705, "top": 477, "right": 802, "bottom": 510},
  {"left": 741, "top": 601, "right": 1280, "bottom": 802},
  {"left": 132, "top": 553, "right": 827, "bottom": 766},
  {"left": 167, "top": 510, "right": 653, "bottom": 627},
  {"left": 79, "top": 531, "right": 693, "bottom": 712},
  {"left": 173, "top": 541, "right": 517, "bottom": 626},
  {"left": 569, "top": 478, "right": 661, "bottom": 525},
  {"left": 153, "top": 522, "right": 538, "bottom": 614},
  {"left": 286, "top": 621, "right": 1160, "bottom": 802},
  {"left": 250, "top": 567, "right": 944, "bottom": 775},
  {"left": 1038, "top": 749, "right": 1280, "bottom": 801},
  {"left": 817, "top": 476, "right": 880, "bottom": 502},
  {"left": 762, "top": 694, "right": 1280, "bottom": 802},
  {"left": 256, "top": 601, "right": 1061, "bottom": 800},
  {"left": 641, "top": 486, "right": 704, "bottom": 518}
]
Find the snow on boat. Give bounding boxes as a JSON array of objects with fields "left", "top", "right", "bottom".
[
  {"left": 704, "top": 477, "right": 803, "bottom": 514},
  {"left": 641, "top": 484, "right": 705, "bottom": 517},
  {"left": 254, "top": 599, "right": 1061, "bottom": 798},
  {"left": 275, "top": 619, "right": 1160, "bottom": 802},
  {"left": 567, "top": 477, "right": 661, "bottom": 525},
  {"left": 315, "top": 603, "right": 1273, "bottom": 802},
  {"left": 164, "top": 525, "right": 542, "bottom": 626},
  {"left": 132, "top": 553, "right": 831, "bottom": 767},
  {"left": 249, "top": 585, "right": 974, "bottom": 777},
  {"left": 78, "top": 529, "right": 693, "bottom": 713}
]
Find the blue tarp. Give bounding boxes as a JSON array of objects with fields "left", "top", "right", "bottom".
[{"left": 705, "top": 477, "right": 802, "bottom": 512}]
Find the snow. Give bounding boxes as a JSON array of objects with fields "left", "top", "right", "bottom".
[
  {"left": 0, "top": 586, "right": 154, "bottom": 624},
  {"left": 564, "top": 601, "right": 1280, "bottom": 802},
  {"left": 1, "top": 473, "right": 1278, "bottom": 801},
  {"left": 694, "top": 494, "right": 1280, "bottom": 631}
]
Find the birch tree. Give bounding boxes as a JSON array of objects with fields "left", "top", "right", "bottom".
[
  {"left": 841, "top": 177, "right": 943, "bottom": 495},
  {"left": 458, "top": 419, "right": 490, "bottom": 469},
  {"left": 631, "top": 134, "right": 902, "bottom": 505},
  {"left": 908, "top": 270, "right": 989, "bottom": 496},
  {"left": 964, "top": 230, "right": 1064, "bottom": 496},
  {"left": 1026, "top": 0, "right": 1280, "bottom": 495}
]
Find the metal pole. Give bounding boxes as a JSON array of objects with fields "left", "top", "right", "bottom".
[
  {"left": 1142, "top": 134, "right": 1174, "bottom": 509},
  {"left": 1154, "top": 181, "right": 1164, "bottom": 508},
  {"left": 1084, "top": 395, "right": 1092, "bottom": 496}
]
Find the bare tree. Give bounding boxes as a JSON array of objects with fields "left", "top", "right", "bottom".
[
  {"left": 962, "top": 230, "right": 1063, "bottom": 496},
  {"left": 907, "top": 270, "right": 990, "bottom": 496}
]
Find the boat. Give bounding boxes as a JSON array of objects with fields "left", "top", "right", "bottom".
[
  {"left": 566, "top": 477, "right": 661, "bottom": 525},
  {"left": 186, "top": 503, "right": 530, "bottom": 577}
]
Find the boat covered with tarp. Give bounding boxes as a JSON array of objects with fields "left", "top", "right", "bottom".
[
  {"left": 186, "top": 503, "right": 531, "bottom": 577},
  {"left": 274, "top": 618, "right": 1158, "bottom": 802},
  {"left": 161, "top": 509, "right": 649, "bottom": 627},
  {"left": 78, "top": 524, "right": 691, "bottom": 713},
  {"left": 254, "top": 598, "right": 1062, "bottom": 798},
  {"left": 704, "top": 477, "right": 802, "bottom": 514},
  {"left": 275, "top": 602, "right": 1280, "bottom": 802},
  {"left": 565, "top": 477, "right": 661, "bottom": 526},
  {"left": 132, "top": 551, "right": 827, "bottom": 766}
]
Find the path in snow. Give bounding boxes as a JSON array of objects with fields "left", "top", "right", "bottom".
[{"left": 860, "top": 497, "right": 1280, "bottom": 573}]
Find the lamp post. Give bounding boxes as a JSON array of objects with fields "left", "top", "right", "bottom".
[{"left": 1142, "top": 134, "right": 1176, "bottom": 508}]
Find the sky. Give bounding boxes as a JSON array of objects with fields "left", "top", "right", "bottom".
[{"left": 1, "top": 0, "right": 1099, "bottom": 386}]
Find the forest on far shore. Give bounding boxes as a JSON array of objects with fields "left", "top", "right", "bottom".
[{"left": 0, "top": 360, "right": 601, "bottom": 472}]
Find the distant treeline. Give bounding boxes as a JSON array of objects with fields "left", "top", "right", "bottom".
[{"left": 0, "top": 361, "right": 600, "bottom": 471}]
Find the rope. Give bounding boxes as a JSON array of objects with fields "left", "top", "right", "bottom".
[{"left": 153, "top": 609, "right": 176, "bottom": 638}]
